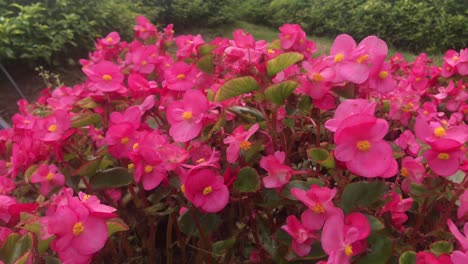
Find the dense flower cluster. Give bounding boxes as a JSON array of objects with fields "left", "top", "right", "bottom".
[{"left": 0, "top": 16, "right": 466, "bottom": 263}]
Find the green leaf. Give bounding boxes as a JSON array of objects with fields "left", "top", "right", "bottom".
[
  {"left": 340, "top": 181, "right": 388, "bottom": 213},
  {"left": 264, "top": 80, "right": 299, "bottom": 105},
  {"left": 365, "top": 214, "right": 385, "bottom": 232},
  {"left": 177, "top": 209, "right": 222, "bottom": 237},
  {"left": 196, "top": 54, "right": 214, "bottom": 74},
  {"left": 106, "top": 218, "right": 129, "bottom": 237},
  {"left": 74, "top": 157, "right": 102, "bottom": 177},
  {"left": 90, "top": 167, "right": 132, "bottom": 190},
  {"left": 358, "top": 234, "right": 392, "bottom": 264},
  {"left": 234, "top": 166, "right": 260, "bottom": 193},
  {"left": 227, "top": 106, "right": 264, "bottom": 123},
  {"left": 215, "top": 76, "right": 259, "bottom": 102},
  {"left": 430, "top": 240, "right": 453, "bottom": 256},
  {"left": 399, "top": 251, "right": 416, "bottom": 264},
  {"left": 71, "top": 112, "right": 102, "bottom": 128},
  {"left": 0, "top": 233, "right": 33, "bottom": 264},
  {"left": 212, "top": 238, "right": 236, "bottom": 256},
  {"left": 197, "top": 44, "right": 217, "bottom": 56},
  {"left": 266, "top": 52, "right": 304, "bottom": 77},
  {"left": 24, "top": 164, "right": 39, "bottom": 183},
  {"left": 280, "top": 179, "right": 323, "bottom": 200},
  {"left": 307, "top": 147, "right": 335, "bottom": 169},
  {"left": 76, "top": 97, "right": 98, "bottom": 109}
]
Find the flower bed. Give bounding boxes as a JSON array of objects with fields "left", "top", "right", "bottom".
[{"left": 0, "top": 16, "right": 467, "bottom": 264}]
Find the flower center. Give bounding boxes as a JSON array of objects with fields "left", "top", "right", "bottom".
[
  {"left": 133, "top": 143, "right": 139, "bottom": 150},
  {"left": 5, "top": 162, "right": 11, "bottom": 168},
  {"left": 102, "top": 74, "right": 113, "bottom": 81},
  {"left": 379, "top": 71, "right": 389, "bottom": 79},
  {"left": 356, "top": 54, "right": 369, "bottom": 64},
  {"left": 121, "top": 137, "right": 129, "bottom": 144},
  {"left": 144, "top": 165, "right": 153, "bottom": 173},
  {"left": 46, "top": 172, "right": 54, "bottom": 181},
  {"left": 180, "top": 184, "right": 185, "bottom": 193},
  {"left": 285, "top": 34, "right": 291, "bottom": 40},
  {"left": 73, "top": 222, "right": 85, "bottom": 236},
  {"left": 312, "top": 73, "right": 324, "bottom": 82},
  {"left": 182, "top": 111, "right": 193, "bottom": 120},
  {"left": 453, "top": 55, "right": 459, "bottom": 61},
  {"left": 196, "top": 158, "right": 206, "bottom": 163},
  {"left": 401, "top": 103, "right": 414, "bottom": 112},
  {"left": 106, "top": 37, "right": 113, "bottom": 43},
  {"left": 334, "top": 53, "right": 344, "bottom": 63},
  {"left": 240, "top": 141, "right": 252, "bottom": 150},
  {"left": 83, "top": 194, "right": 90, "bottom": 202},
  {"left": 433, "top": 127, "right": 446, "bottom": 138},
  {"left": 311, "top": 203, "right": 325, "bottom": 214},
  {"left": 176, "top": 74, "right": 186, "bottom": 80},
  {"left": 48, "top": 124, "right": 57, "bottom": 132},
  {"left": 203, "top": 186, "right": 213, "bottom": 195},
  {"left": 437, "top": 153, "right": 450, "bottom": 160},
  {"left": 356, "top": 140, "right": 371, "bottom": 151},
  {"left": 141, "top": 60, "right": 147, "bottom": 66},
  {"left": 344, "top": 244, "right": 353, "bottom": 256},
  {"left": 127, "top": 163, "right": 134, "bottom": 170},
  {"left": 400, "top": 167, "right": 410, "bottom": 178}
]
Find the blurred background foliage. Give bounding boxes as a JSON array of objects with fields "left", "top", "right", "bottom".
[{"left": 0, "top": 0, "right": 466, "bottom": 65}]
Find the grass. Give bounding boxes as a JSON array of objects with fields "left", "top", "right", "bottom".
[{"left": 183, "top": 20, "right": 444, "bottom": 65}]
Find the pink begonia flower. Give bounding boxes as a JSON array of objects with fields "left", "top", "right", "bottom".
[
  {"left": 183, "top": 169, "right": 229, "bottom": 213},
  {"left": 132, "top": 153, "right": 167, "bottom": 191},
  {"left": 30, "top": 164, "right": 65, "bottom": 196},
  {"left": 291, "top": 185, "right": 340, "bottom": 230},
  {"left": 233, "top": 29, "right": 255, "bottom": 49},
  {"left": 368, "top": 61, "right": 396, "bottom": 94},
  {"left": 281, "top": 215, "right": 318, "bottom": 256},
  {"left": 109, "top": 105, "right": 142, "bottom": 128},
  {"left": 279, "top": 24, "right": 307, "bottom": 50},
  {"left": 78, "top": 192, "right": 117, "bottom": 217},
  {"left": 443, "top": 48, "right": 468, "bottom": 76},
  {"left": 0, "top": 226, "right": 12, "bottom": 246},
  {"left": 416, "top": 251, "right": 452, "bottom": 264},
  {"left": 423, "top": 138, "right": 465, "bottom": 177},
  {"left": 458, "top": 190, "right": 468, "bottom": 219},
  {"left": 84, "top": 60, "right": 124, "bottom": 92},
  {"left": 128, "top": 73, "right": 158, "bottom": 98},
  {"left": 106, "top": 123, "right": 138, "bottom": 159},
  {"left": 125, "top": 46, "right": 155, "bottom": 74},
  {"left": 395, "top": 130, "right": 421, "bottom": 157},
  {"left": 224, "top": 123, "right": 259, "bottom": 163},
  {"left": 400, "top": 156, "right": 426, "bottom": 193},
  {"left": 134, "top": 15, "right": 157, "bottom": 40},
  {"left": 166, "top": 89, "right": 208, "bottom": 142},
  {"left": 451, "top": 250, "right": 468, "bottom": 264},
  {"left": 414, "top": 115, "right": 468, "bottom": 144},
  {"left": 324, "top": 99, "right": 376, "bottom": 132},
  {"left": 379, "top": 192, "right": 413, "bottom": 230},
  {"left": 164, "top": 62, "right": 198, "bottom": 91},
  {"left": 447, "top": 219, "right": 468, "bottom": 251},
  {"left": 260, "top": 151, "right": 294, "bottom": 188},
  {"left": 322, "top": 212, "right": 371, "bottom": 264},
  {"left": 36, "top": 109, "right": 71, "bottom": 142},
  {"left": 175, "top": 34, "right": 205, "bottom": 59},
  {"left": 101, "top": 31, "right": 120, "bottom": 46},
  {"left": 0, "top": 195, "right": 16, "bottom": 223},
  {"left": 334, "top": 114, "right": 397, "bottom": 178},
  {"left": 300, "top": 59, "right": 335, "bottom": 101},
  {"left": 0, "top": 176, "right": 15, "bottom": 195}
]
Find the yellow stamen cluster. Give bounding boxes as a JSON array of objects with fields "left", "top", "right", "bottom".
[
  {"left": 133, "top": 143, "right": 140, "bottom": 150},
  {"left": 311, "top": 204, "right": 325, "bottom": 214},
  {"left": 102, "top": 74, "right": 113, "bottom": 81},
  {"left": 144, "top": 165, "right": 153, "bottom": 173},
  {"left": 334, "top": 53, "right": 344, "bottom": 63},
  {"left": 180, "top": 184, "right": 186, "bottom": 193},
  {"left": 312, "top": 73, "right": 325, "bottom": 82},
  {"left": 356, "top": 54, "right": 369, "bottom": 64},
  {"left": 400, "top": 167, "right": 410, "bottom": 178},
  {"left": 356, "top": 140, "right": 371, "bottom": 151},
  {"left": 379, "top": 71, "right": 389, "bottom": 79},
  {"left": 46, "top": 172, "right": 54, "bottom": 181},
  {"left": 182, "top": 111, "right": 193, "bottom": 120},
  {"left": 203, "top": 186, "right": 213, "bottom": 195},
  {"left": 73, "top": 222, "right": 85, "bottom": 236},
  {"left": 128, "top": 163, "right": 135, "bottom": 170},
  {"left": 48, "top": 124, "right": 57, "bottom": 132},
  {"left": 344, "top": 244, "right": 353, "bottom": 256},
  {"left": 121, "top": 137, "right": 129, "bottom": 144},
  {"left": 240, "top": 141, "right": 252, "bottom": 150},
  {"left": 433, "top": 127, "right": 446, "bottom": 138},
  {"left": 176, "top": 74, "right": 186, "bottom": 80},
  {"left": 437, "top": 153, "right": 450, "bottom": 160}
]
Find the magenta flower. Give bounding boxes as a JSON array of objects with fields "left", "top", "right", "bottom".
[
  {"left": 322, "top": 212, "right": 371, "bottom": 264},
  {"left": 423, "top": 138, "right": 464, "bottom": 177},
  {"left": 281, "top": 215, "right": 317, "bottom": 256},
  {"left": 164, "top": 62, "right": 198, "bottom": 91},
  {"left": 233, "top": 29, "right": 255, "bottom": 49},
  {"left": 379, "top": 192, "right": 413, "bottom": 230},
  {"left": 0, "top": 195, "right": 16, "bottom": 223},
  {"left": 132, "top": 155, "right": 167, "bottom": 191},
  {"left": 416, "top": 251, "right": 452, "bottom": 264},
  {"left": 78, "top": 192, "right": 117, "bottom": 217},
  {"left": 36, "top": 109, "right": 71, "bottom": 142},
  {"left": 291, "top": 185, "right": 339, "bottom": 230},
  {"left": 101, "top": 31, "right": 120, "bottom": 46},
  {"left": 260, "top": 151, "right": 294, "bottom": 188},
  {"left": 447, "top": 219, "right": 468, "bottom": 251},
  {"left": 224, "top": 124, "right": 259, "bottom": 163},
  {"left": 334, "top": 114, "right": 397, "bottom": 178},
  {"left": 166, "top": 89, "right": 208, "bottom": 142},
  {"left": 368, "top": 61, "right": 396, "bottom": 94},
  {"left": 134, "top": 15, "right": 157, "bottom": 40},
  {"left": 458, "top": 190, "right": 468, "bottom": 219},
  {"left": 30, "top": 164, "right": 65, "bottom": 196},
  {"left": 395, "top": 130, "right": 421, "bottom": 157},
  {"left": 324, "top": 99, "right": 376, "bottom": 132},
  {"left": 279, "top": 24, "right": 306, "bottom": 49},
  {"left": 183, "top": 169, "right": 229, "bottom": 213},
  {"left": 84, "top": 61, "right": 124, "bottom": 92},
  {"left": 451, "top": 250, "right": 468, "bottom": 264}
]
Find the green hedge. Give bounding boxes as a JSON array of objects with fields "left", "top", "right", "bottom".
[
  {"left": 240, "top": 0, "right": 467, "bottom": 53},
  {"left": 0, "top": 0, "right": 146, "bottom": 62}
]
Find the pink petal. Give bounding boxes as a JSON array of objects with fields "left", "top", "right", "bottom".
[{"left": 73, "top": 216, "right": 108, "bottom": 255}]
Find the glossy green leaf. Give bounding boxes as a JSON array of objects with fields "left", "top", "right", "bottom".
[
  {"left": 196, "top": 54, "right": 214, "bottom": 74},
  {"left": 358, "top": 234, "right": 392, "bottom": 264},
  {"left": 365, "top": 214, "right": 385, "bottom": 232},
  {"left": 430, "top": 240, "right": 453, "bottom": 256},
  {"left": 197, "top": 43, "right": 217, "bottom": 55},
  {"left": 76, "top": 97, "right": 98, "bottom": 109},
  {"left": 266, "top": 52, "right": 304, "bottom": 77},
  {"left": 307, "top": 147, "right": 336, "bottom": 169},
  {"left": 234, "top": 166, "right": 260, "bottom": 193},
  {"left": 212, "top": 238, "right": 236, "bottom": 256},
  {"left": 399, "top": 251, "right": 416, "bottom": 264},
  {"left": 90, "top": 167, "right": 132, "bottom": 190},
  {"left": 214, "top": 76, "right": 259, "bottom": 102},
  {"left": 107, "top": 218, "right": 129, "bottom": 237},
  {"left": 24, "top": 164, "right": 38, "bottom": 183},
  {"left": 71, "top": 112, "right": 102, "bottom": 128},
  {"left": 264, "top": 80, "right": 299, "bottom": 105},
  {"left": 280, "top": 179, "right": 324, "bottom": 200},
  {"left": 340, "top": 181, "right": 388, "bottom": 213},
  {"left": 0, "top": 233, "right": 33, "bottom": 264},
  {"left": 74, "top": 157, "right": 102, "bottom": 177}
]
